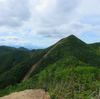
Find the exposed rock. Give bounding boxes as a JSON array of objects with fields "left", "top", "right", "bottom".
[{"left": 0, "top": 89, "right": 50, "bottom": 99}]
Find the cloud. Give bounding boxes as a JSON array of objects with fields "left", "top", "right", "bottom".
[
  {"left": 0, "top": 36, "right": 20, "bottom": 42},
  {"left": 0, "top": 36, "right": 47, "bottom": 48},
  {"left": 0, "top": 0, "right": 100, "bottom": 48},
  {"left": 29, "top": 0, "right": 100, "bottom": 39},
  {"left": 33, "top": 0, "right": 79, "bottom": 27},
  {"left": 30, "top": 22, "right": 95, "bottom": 38},
  {"left": 78, "top": 0, "right": 100, "bottom": 16},
  {"left": 0, "top": 0, "right": 30, "bottom": 27},
  {"left": 29, "top": 0, "right": 81, "bottom": 38},
  {"left": 1, "top": 0, "right": 100, "bottom": 37}
]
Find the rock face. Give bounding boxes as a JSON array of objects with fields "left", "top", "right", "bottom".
[{"left": 0, "top": 89, "right": 50, "bottom": 99}]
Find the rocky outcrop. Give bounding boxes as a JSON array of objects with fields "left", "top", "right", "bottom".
[{"left": 0, "top": 89, "right": 50, "bottom": 99}]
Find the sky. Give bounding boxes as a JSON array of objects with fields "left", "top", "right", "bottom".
[{"left": 0, "top": 0, "right": 100, "bottom": 49}]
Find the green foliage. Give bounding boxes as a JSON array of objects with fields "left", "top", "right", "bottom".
[
  {"left": 18, "top": 47, "right": 29, "bottom": 51},
  {"left": 0, "top": 46, "right": 16, "bottom": 56},
  {"left": 0, "top": 35, "right": 100, "bottom": 99},
  {"left": 0, "top": 50, "right": 30, "bottom": 75},
  {"left": 0, "top": 50, "right": 31, "bottom": 89},
  {"left": 0, "top": 66, "right": 100, "bottom": 98},
  {"left": 31, "top": 35, "right": 100, "bottom": 77},
  {"left": 89, "top": 42, "right": 100, "bottom": 50},
  {"left": 0, "top": 47, "right": 49, "bottom": 90}
]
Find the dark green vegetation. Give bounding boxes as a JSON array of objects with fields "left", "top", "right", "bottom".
[
  {"left": 0, "top": 35, "right": 100, "bottom": 99},
  {"left": 18, "top": 47, "right": 29, "bottom": 51},
  {"left": 0, "top": 46, "right": 50, "bottom": 90},
  {"left": 0, "top": 46, "right": 16, "bottom": 56},
  {"left": 89, "top": 42, "right": 100, "bottom": 51}
]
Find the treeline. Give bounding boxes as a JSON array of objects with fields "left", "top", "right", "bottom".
[
  {"left": 0, "top": 48, "right": 50, "bottom": 90},
  {"left": 0, "top": 35, "right": 100, "bottom": 99},
  {"left": 31, "top": 35, "right": 100, "bottom": 77}
]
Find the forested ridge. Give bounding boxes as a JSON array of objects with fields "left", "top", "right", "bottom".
[
  {"left": 0, "top": 35, "right": 100, "bottom": 99},
  {"left": 89, "top": 42, "right": 100, "bottom": 51}
]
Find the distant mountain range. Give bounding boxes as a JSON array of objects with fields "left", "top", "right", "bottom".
[{"left": 0, "top": 35, "right": 100, "bottom": 99}]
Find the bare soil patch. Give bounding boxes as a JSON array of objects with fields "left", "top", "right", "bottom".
[{"left": 0, "top": 89, "right": 50, "bottom": 99}]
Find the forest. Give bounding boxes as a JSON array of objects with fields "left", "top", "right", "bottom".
[{"left": 0, "top": 35, "right": 100, "bottom": 99}]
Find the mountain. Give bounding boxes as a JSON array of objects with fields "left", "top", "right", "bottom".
[
  {"left": 18, "top": 47, "right": 29, "bottom": 51},
  {"left": 0, "top": 46, "right": 16, "bottom": 56},
  {"left": 0, "top": 50, "right": 30, "bottom": 76},
  {"left": 0, "top": 35, "right": 100, "bottom": 99},
  {"left": 0, "top": 49, "right": 31, "bottom": 89},
  {"left": 89, "top": 42, "right": 100, "bottom": 50},
  {"left": 0, "top": 47, "right": 49, "bottom": 90},
  {"left": 30, "top": 35, "right": 100, "bottom": 76}
]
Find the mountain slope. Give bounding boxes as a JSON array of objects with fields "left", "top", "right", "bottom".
[
  {"left": 0, "top": 50, "right": 31, "bottom": 89},
  {"left": 22, "top": 40, "right": 61, "bottom": 82},
  {"left": 30, "top": 35, "right": 100, "bottom": 77},
  {"left": 1, "top": 57, "right": 99, "bottom": 98},
  {"left": 0, "top": 35, "right": 100, "bottom": 99},
  {"left": 0, "top": 47, "right": 51, "bottom": 90},
  {"left": 0, "top": 46, "right": 16, "bottom": 56},
  {"left": 89, "top": 42, "right": 100, "bottom": 50},
  {"left": 0, "top": 50, "right": 30, "bottom": 76}
]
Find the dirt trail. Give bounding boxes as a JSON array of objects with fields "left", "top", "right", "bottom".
[
  {"left": 0, "top": 89, "right": 50, "bottom": 99},
  {"left": 22, "top": 41, "right": 61, "bottom": 82}
]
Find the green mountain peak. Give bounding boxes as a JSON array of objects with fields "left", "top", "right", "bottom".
[{"left": 0, "top": 35, "right": 100, "bottom": 99}]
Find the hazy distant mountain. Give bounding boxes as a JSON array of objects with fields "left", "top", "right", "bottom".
[{"left": 18, "top": 47, "right": 29, "bottom": 51}]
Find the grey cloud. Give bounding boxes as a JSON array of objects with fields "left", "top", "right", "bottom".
[
  {"left": 0, "top": 0, "right": 30, "bottom": 27},
  {"left": 13, "top": 38, "right": 19, "bottom": 41},
  {"left": 30, "top": 0, "right": 100, "bottom": 40},
  {"left": 55, "top": 0, "right": 78, "bottom": 14},
  {"left": 0, "top": 36, "right": 20, "bottom": 42},
  {"left": 36, "top": 22, "right": 93, "bottom": 38},
  {"left": 37, "top": 27, "right": 67, "bottom": 38},
  {"left": 71, "top": 23, "right": 84, "bottom": 29},
  {"left": 35, "top": 0, "right": 79, "bottom": 28},
  {"left": 0, "top": 0, "right": 99, "bottom": 45}
]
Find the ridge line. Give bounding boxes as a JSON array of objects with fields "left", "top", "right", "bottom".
[{"left": 21, "top": 41, "right": 61, "bottom": 82}]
